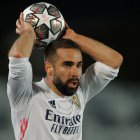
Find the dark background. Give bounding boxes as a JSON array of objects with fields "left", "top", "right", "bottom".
[
  {"left": 0, "top": 0, "right": 140, "bottom": 140},
  {"left": 0, "top": 0, "right": 140, "bottom": 81}
]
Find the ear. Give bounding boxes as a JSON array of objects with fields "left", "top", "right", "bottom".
[{"left": 45, "top": 61, "right": 54, "bottom": 76}]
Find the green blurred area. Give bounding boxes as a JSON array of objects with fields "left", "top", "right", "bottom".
[{"left": 1, "top": 75, "right": 140, "bottom": 140}]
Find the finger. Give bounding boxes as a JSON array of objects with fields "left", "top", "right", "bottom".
[
  {"left": 16, "top": 19, "right": 21, "bottom": 28},
  {"left": 16, "top": 28, "right": 22, "bottom": 35},
  {"left": 19, "top": 12, "right": 24, "bottom": 24},
  {"left": 65, "top": 21, "right": 69, "bottom": 29}
]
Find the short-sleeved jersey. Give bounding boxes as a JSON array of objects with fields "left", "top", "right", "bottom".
[{"left": 7, "top": 57, "right": 119, "bottom": 140}]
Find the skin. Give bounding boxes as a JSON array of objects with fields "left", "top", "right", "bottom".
[
  {"left": 9, "top": 13, "right": 36, "bottom": 58},
  {"left": 63, "top": 29, "right": 123, "bottom": 69},
  {"left": 45, "top": 48, "right": 83, "bottom": 97}
]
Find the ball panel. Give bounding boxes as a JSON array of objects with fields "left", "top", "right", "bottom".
[
  {"left": 25, "top": 14, "right": 39, "bottom": 27},
  {"left": 35, "top": 40, "right": 47, "bottom": 49},
  {"left": 47, "top": 5, "right": 61, "bottom": 18},
  {"left": 34, "top": 23, "right": 49, "bottom": 39},
  {"left": 50, "top": 19, "right": 62, "bottom": 35},
  {"left": 30, "top": 3, "right": 46, "bottom": 14}
]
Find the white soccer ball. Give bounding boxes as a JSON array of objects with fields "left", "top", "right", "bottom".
[{"left": 23, "top": 2, "right": 66, "bottom": 48}]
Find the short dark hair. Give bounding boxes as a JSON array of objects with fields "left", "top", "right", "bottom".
[{"left": 44, "top": 38, "right": 81, "bottom": 63}]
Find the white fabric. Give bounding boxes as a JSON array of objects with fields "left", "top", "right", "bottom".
[{"left": 7, "top": 57, "right": 119, "bottom": 140}]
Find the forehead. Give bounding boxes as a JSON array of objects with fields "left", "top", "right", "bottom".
[{"left": 56, "top": 48, "right": 82, "bottom": 62}]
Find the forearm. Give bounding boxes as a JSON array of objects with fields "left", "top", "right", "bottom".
[
  {"left": 71, "top": 34, "right": 123, "bottom": 69},
  {"left": 9, "top": 30, "right": 34, "bottom": 58}
]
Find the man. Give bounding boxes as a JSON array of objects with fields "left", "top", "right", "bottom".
[{"left": 7, "top": 12, "right": 123, "bottom": 140}]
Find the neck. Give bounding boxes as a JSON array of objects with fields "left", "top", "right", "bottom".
[{"left": 45, "top": 77, "right": 65, "bottom": 98}]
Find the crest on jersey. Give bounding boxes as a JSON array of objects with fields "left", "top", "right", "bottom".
[{"left": 72, "top": 95, "right": 80, "bottom": 108}]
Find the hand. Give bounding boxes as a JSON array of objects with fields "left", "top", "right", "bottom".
[
  {"left": 16, "top": 12, "right": 36, "bottom": 41},
  {"left": 62, "top": 22, "right": 77, "bottom": 40}
]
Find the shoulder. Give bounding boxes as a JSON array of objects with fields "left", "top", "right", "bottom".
[{"left": 83, "top": 61, "right": 119, "bottom": 79}]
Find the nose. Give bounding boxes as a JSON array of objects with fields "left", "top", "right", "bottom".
[{"left": 70, "top": 65, "right": 80, "bottom": 77}]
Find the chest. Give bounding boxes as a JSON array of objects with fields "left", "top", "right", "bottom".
[{"left": 26, "top": 93, "right": 83, "bottom": 135}]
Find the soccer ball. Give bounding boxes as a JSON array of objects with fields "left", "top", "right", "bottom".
[{"left": 23, "top": 2, "right": 66, "bottom": 48}]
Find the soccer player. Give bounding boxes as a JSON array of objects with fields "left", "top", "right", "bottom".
[{"left": 7, "top": 12, "right": 123, "bottom": 140}]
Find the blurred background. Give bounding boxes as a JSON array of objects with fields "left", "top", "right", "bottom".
[{"left": 0, "top": 0, "right": 140, "bottom": 140}]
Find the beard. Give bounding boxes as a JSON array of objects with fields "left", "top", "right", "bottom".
[{"left": 53, "top": 76, "right": 79, "bottom": 96}]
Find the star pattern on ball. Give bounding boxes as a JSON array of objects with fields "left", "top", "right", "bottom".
[
  {"left": 34, "top": 8, "right": 55, "bottom": 28},
  {"left": 23, "top": 2, "right": 65, "bottom": 48}
]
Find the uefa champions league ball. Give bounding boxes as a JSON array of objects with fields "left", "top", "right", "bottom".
[{"left": 23, "top": 2, "right": 66, "bottom": 48}]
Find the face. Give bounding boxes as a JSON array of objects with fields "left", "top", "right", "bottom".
[{"left": 52, "top": 48, "right": 83, "bottom": 96}]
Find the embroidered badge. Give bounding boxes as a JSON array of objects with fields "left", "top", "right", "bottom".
[{"left": 72, "top": 95, "right": 80, "bottom": 108}]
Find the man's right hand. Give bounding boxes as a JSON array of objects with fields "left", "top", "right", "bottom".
[
  {"left": 16, "top": 12, "right": 36, "bottom": 42},
  {"left": 8, "top": 12, "right": 36, "bottom": 58}
]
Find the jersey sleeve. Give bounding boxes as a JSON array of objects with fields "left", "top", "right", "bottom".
[
  {"left": 7, "top": 57, "right": 33, "bottom": 111},
  {"left": 79, "top": 62, "right": 119, "bottom": 104}
]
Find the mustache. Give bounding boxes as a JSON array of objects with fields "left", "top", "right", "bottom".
[{"left": 67, "top": 77, "right": 79, "bottom": 83}]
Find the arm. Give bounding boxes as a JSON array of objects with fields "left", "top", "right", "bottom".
[
  {"left": 8, "top": 12, "right": 36, "bottom": 58},
  {"left": 63, "top": 28, "right": 123, "bottom": 69},
  {"left": 63, "top": 27, "right": 123, "bottom": 104},
  {"left": 7, "top": 12, "right": 36, "bottom": 110}
]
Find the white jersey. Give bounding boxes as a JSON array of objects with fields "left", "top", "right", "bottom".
[{"left": 7, "top": 57, "right": 119, "bottom": 140}]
